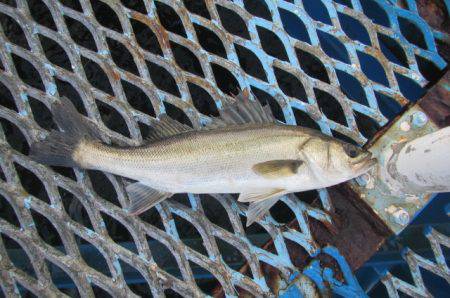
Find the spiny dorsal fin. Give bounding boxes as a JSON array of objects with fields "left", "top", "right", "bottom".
[
  {"left": 238, "top": 188, "right": 285, "bottom": 203},
  {"left": 252, "top": 160, "right": 304, "bottom": 179},
  {"left": 126, "top": 182, "right": 172, "bottom": 215},
  {"left": 146, "top": 114, "right": 193, "bottom": 142},
  {"left": 206, "top": 89, "right": 276, "bottom": 128}
]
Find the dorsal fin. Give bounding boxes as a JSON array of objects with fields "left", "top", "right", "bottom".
[
  {"left": 146, "top": 114, "right": 193, "bottom": 141},
  {"left": 208, "top": 89, "right": 276, "bottom": 128}
]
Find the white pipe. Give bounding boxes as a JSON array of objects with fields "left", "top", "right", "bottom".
[{"left": 385, "top": 126, "right": 450, "bottom": 195}]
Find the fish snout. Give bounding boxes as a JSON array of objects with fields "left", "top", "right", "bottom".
[{"left": 351, "top": 151, "right": 377, "bottom": 172}]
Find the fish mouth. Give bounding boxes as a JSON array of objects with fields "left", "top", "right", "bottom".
[{"left": 351, "top": 152, "right": 377, "bottom": 172}]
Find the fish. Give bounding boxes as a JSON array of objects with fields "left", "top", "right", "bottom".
[{"left": 29, "top": 90, "right": 377, "bottom": 226}]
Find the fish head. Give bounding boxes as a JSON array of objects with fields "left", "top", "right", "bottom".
[
  {"left": 326, "top": 141, "right": 377, "bottom": 180},
  {"left": 299, "top": 136, "right": 377, "bottom": 183}
]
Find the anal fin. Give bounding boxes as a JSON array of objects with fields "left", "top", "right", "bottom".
[
  {"left": 126, "top": 182, "right": 172, "bottom": 215},
  {"left": 238, "top": 188, "right": 285, "bottom": 202},
  {"left": 246, "top": 196, "right": 280, "bottom": 227}
]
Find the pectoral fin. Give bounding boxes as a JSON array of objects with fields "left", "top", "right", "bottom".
[
  {"left": 252, "top": 160, "right": 304, "bottom": 179},
  {"left": 246, "top": 196, "right": 281, "bottom": 227},
  {"left": 126, "top": 182, "right": 172, "bottom": 215},
  {"left": 238, "top": 188, "right": 285, "bottom": 202}
]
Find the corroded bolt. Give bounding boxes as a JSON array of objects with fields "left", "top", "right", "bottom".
[
  {"left": 411, "top": 111, "right": 428, "bottom": 128},
  {"left": 392, "top": 208, "right": 409, "bottom": 226}
]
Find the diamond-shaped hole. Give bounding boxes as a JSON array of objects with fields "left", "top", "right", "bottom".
[
  {"left": 270, "top": 200, "right": 296, "bottom": 224},
  {"left": 38, "top": 35, "right": 72, "bottom": 71},
  {"left": 314, "top": 88, "right": 347, "bottom": 126},
  {"left": 163, "top": 102, "right": 193, "bottom": 128},
  {"left": 51, "top": 165, "right": 76, "bottom": 181},
  {"left": 55, "top": 79, "right": 88, "bottom": 116},
  {"left": 31, "top": 210, "right": 66, "bottom": 253},
  {"left": 170, "top": 41, "right": 204, "bottom": 77},
  {"left": 147, "top": 235, "right": 183, "bottom": 279},
  {"left": 337, "top": 12, "right": 371, "bottom": 46},
  {"left": 334, "top": 0, "right": 352, "bottom": 7},
  {"left": 92, "top": 285, "right": 113, "bottom": 297},
  {"left": 91, "top": 0, "right": 123, "bottom": 33},
  {"left": 256, "top": 26, "right": 288, "bottom": 61},
  {"left": 354, "top": 111, "right": 380, "bottom": 139},
  {"left": 0, "top": 166, "right": 5, "bottom": 181},
  {"left": 122, "top": 80, "right": 156, "bottom": 117},
  {"left": 165, "top": 289, "right": 183, "bottom": 297},
  {"left": 398, "top": 17, "right": 427, "bottom": 49},
  {"left": 28, "top": 0, "right": 57, "bottom": 30},
  {"left": 0, "top": 118, "right": 29, "bottom": 154},
  {"left": 146, "top": 61, "right": 181, "bottom": 97},
  {"left": 416, "top": 55, "right": 444, "bottom": 83},
  {"left": 303, "top": 0, "right": 332, "bottom": 25},
  {"left": 121, "top": 0, "right": 146, "bottom": 14},
  {"left": 243, "top": 216, "right": 272, "bottom": 249},
  {"left": 243, "top": 0, "right": 271, "bottom": 21},
  {"left": 81, "top": 57, "right": 114, "bottom": 95},
  {"left": 211, "top": 63, "right": 239, "bottom": 95},
  {"left": 0, "top": 81, "right": 17, "bottom": 112},
  {"left": 216, "top": 5, "right": 250, "bottom": 40},
  {"left": 357, "top": 51, "right": 389, "bottom": 87},
  {"left": 2, "top": 234, "right": 37, "bottom": 278},
  {"left": 285, "top": 239, "right": 309, "bottom": 268},
  {"left": 200, "top": 195, "right": 233, "bottom": 233},
  {"left": 292, "top": 108, "right": 321, "bottom": 131},
  {"left": 0, "top": 12, "right": 29, "bottom": 49},
  {"left": 193, "top": 23, "right": 227, "bottom": 58},
  {"left": 11, "top": 53, "right": 45, "bottom": 91},
  {"left": 235, "top": 44, "right": 267, "bottom": 82},
  {"left": 294, "top": 189, "right": 319, "bottom": 205},
  {"left": 45, "top": 260, "right": 80, "bottom": 296},
  {"left": 0, "top": 193, "right": 20, "bottom": 227},
  {"left": 96, "top": 99, "right": 131, "bottom": 138},
  {"left": 215, "top": 237, "right": 253, "bottom": 278},
  {"left": 378, "top": 34, "right": 408, "bottom": 67},
  {"left": 335, "top": 70, "right": 368, "bottom": 106},
  {"left": 138, "top": 204, "right": 165, "bottom": 230},
  {"left": 75, "top": 235, "right": 112, "bottom": 277},
  {"left": 130, "top": 19, "right": 163, "bottom": 56},
  {"left": 274, "top": 67, "right": 307, "bottom": 102},
  {"left": 0, "top": 0, "right": 16, "bottom": 7},
  {"left": 183, "top": 0, "right": 210, "bottom": 19},
  {"left": 106, "top": 38, "right": 139, "bottom": 76},
  {"left": 29, "top": 97, "right": 56, "bottom": 131},
  {"left": 295, "top": 48, "right": 329, "bottom": 83},
  {"left": 155, "top": 1, "right": 186, "bottom": 37},
  {"left": 101, "top": 212, "right": 138, "bottom": 254},
  {"left": 173, "top": 214, "right": 208, "bottom": 256},
  {"left": 119, "top": 260, "right": 152, "bottom": 296},
  {"left": 395, "top": 72, "right": 425, "bottom": 102},
  {"left": 170, "top": 193, "right": 191, "bottom": 207},
  {"left": 64, "top": 16, "right": 97, "bottom": 51},
  {"left": 360, "top": 0, "right": 390, "bottom": 27},
  {"left": 189, "top": 261, "right": 221, "bottom": 295},
  {"left": 279, "top": 8, "right": 311, "bottom": 44},
  {"left": 14, "top": 163, "right": 50, "bottom": 203},
  {"left": 59, "top": 187, "right": 94, "bottom": 230},
  {"left": 251, "top": 86, "right": 285, "bottom": 123},
  {"left": 317, "top": 30, "right": 350, "bottom": 64},
  {"left": 188, "top": 83, "right": 219, "bottom": 117},
  {"left": 87, "top": 170, "right": 121, "bottom": 206},
  {"left": 59, "top": 0, "right": 82, "bottom": 11}
]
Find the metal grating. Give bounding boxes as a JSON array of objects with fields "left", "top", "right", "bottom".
[
  {"left": 0, "top": 0, "right": 446, "bottom": 296},
  {"left": 381, "top": 227, "right": 450, "bottom": 297}
]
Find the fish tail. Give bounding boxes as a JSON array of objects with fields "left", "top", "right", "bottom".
[{"left": 30, "top": 96, "right": 101, "bottom": 167}]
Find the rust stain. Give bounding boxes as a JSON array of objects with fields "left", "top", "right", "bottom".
[{"left": 418, "top": 71, "right": 450, "bottom": 128}]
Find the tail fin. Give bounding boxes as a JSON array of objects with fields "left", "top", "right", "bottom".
[{"left": 30, "top": 97, "right": 101, "bottom": 167}]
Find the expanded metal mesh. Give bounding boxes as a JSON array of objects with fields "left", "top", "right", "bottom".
[
  {"left": 381, "top": 227, "right": 450, "bottom": 297},
  {"left": 0, "top": 0, "right": 446, "bottom": 296}
]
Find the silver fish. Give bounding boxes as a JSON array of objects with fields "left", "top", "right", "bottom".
[{"left": 30, "top": 90, "right": 376, "bottom": 226}]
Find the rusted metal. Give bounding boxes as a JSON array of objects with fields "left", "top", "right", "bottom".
[
  {"left": 0, "top": 0, "right": 447, "bottom": 296},
  {"left": 419, "top": 71, "right": 450, "bottom": 127}
]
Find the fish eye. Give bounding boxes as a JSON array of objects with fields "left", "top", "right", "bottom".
[{"left": 344, "top": 145, "right": 360, "bottom": 158}]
